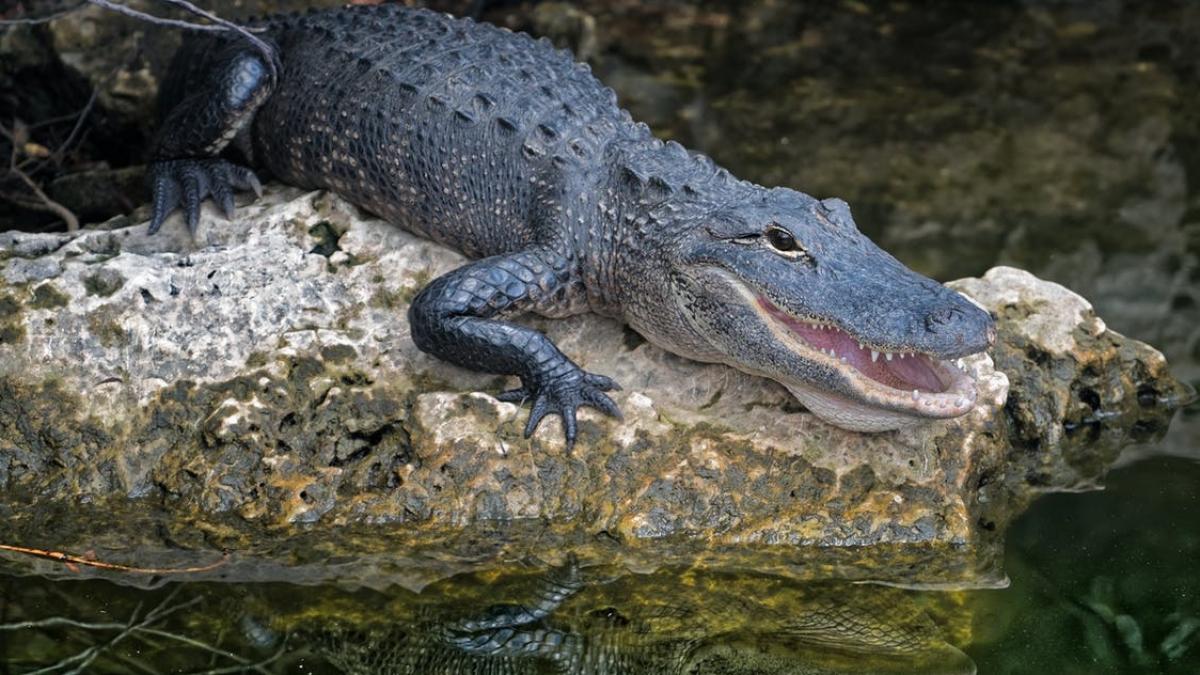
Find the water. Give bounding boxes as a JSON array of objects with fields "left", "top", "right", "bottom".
[
  {"left": 2, "top": 0, "right": 1200, "bottom": 672},
  {"left": 969, "top": 456, "right": 1200, "bottom": 673}
]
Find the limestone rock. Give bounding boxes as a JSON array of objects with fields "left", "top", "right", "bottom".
[{"left": 0, "top": 187, "right": 1188, "bottom": 589}]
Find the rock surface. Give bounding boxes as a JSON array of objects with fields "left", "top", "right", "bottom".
[{"left": 0, "top": 187, "right": 1189, "bottom": 590}]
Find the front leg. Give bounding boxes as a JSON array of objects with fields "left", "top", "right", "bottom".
[{"left": 408, "top": 248, "right": 621, "bottom": 447}]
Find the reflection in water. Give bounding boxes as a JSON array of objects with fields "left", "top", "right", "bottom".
[
  {"left": 0, "top": 563, "right": 972, "bottom": 674},
  {"left": 313, "top": 563, "right": 973, "bottom": 675}
]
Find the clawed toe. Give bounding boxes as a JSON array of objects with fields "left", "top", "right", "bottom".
[
  {"left": 501, "top": 370, "right": 623, "bottom": 447},
  {"left": 148, "top": 158, "right": 261, "bottom": 235}
]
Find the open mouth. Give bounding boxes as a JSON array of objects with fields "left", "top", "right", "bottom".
[{"left": 753, "top": 294, "right": 977, "bottom": 416}]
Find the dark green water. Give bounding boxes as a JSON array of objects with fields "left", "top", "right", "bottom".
[
  {"left": 2, "top": 0, "right": 1200, "bottom": 672},
  {"left": 968, "top": 456, "right": 1200, "bottom": 673}
]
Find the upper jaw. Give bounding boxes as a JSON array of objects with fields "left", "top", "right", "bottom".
[
  {"left": 754, "top": 294, "right": 978, "bottom": 415},
  {"left": 714, "top": 274, "right": 982, "bottom": 427}
]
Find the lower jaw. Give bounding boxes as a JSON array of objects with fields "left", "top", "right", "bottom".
[
  {"left": 782, "top": 369, "right": 978, "bottom": 432},
  {"left": 783, "top": 382, "right": 931, "bottom": 432}
]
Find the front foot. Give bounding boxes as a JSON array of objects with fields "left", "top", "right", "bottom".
[
  {"left": 148, "top": 158, "right": 262, "bottom": 235},
  {"left": 497, "top": 369, "right": 622, "bottom": 447}
]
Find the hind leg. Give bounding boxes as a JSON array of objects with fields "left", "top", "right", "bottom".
[{"left": 149, "top": 39, "right": 275, "bottom": 234}]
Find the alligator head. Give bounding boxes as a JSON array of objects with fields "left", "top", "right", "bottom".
[{"left": 640, "top": 186, "right": 995, "bottom": 432}]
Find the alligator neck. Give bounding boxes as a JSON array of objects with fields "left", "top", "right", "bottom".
[{"left": 583, "top": 134, "right": 755, "bottom": 348}]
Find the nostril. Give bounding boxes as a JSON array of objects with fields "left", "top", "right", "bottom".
[{"left": 924, "top": 307, "right": 962, "bottom": 332}]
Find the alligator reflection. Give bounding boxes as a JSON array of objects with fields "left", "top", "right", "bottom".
[{"left": 310, "top": 561, "right": 975, "bottom": 675}]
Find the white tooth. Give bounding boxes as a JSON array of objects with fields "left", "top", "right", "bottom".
[
  {"left": 912, "top": 389, "right": 919, "bottom": 400},
  {"left": 885, "top": 352, "right": 893, "bottom": 361},
  {"left": 870, "top": 350, "right": 879, "bottom": 363},
  {"left": 857, "top": 341, "right": 864, "bottom": 350}
]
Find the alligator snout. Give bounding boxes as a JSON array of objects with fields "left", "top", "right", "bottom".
[{"left": 923, "top": 303, "right": 995, "bottom": 351}]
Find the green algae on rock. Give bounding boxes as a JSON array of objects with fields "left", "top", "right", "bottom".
[
  {"left": 0, "top": 187, "right": 1190, "bottom": 591},
  {"left": 0, "top": 293, "right": 24, "bottom": 346}
]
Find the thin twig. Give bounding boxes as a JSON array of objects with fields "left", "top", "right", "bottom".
[
  {"left": 0, "top": 543, "right": 231, "bottom": 574},
  {"left": 83, "top": 0, "right": 238, "bottom": 33},
  {"left": 56, "top": 591, "right": 201, "bottom": 675},
  {"left": 22, "top": 601, "right": 145, "bottom": 675},
  {"left": 133, "top": 627, "right": 277, "bottom": 674},
  {"left": 0, "top": 189, "right": 52, "bottom": 210},
  {"left": 0, "top": 617, "right": 128, "bottom": 631},
  {"left": 0, "top": 2, "right": 87, "bottom": 26},
  {"left": 19, "top": 86, "right": 99, "bottom": 174},
  {"left": 108, "top": 650, "right": 164, "bottom": 675},
  {"left": 5, "top": 148, "right": 80, "bottom": 231},
  {"left": 4, "top": 589, "right": 277, "bottom": 675},
  {"left": 85, "top": 0, "right": 278, "bottom": 81},
  {"left": 183, "top": 641, "right": 289, "bottom": 675},
  {"left": 28, "top": 103, "right": 99, "bottom": 131}
]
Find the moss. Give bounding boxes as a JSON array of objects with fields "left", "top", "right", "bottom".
[
  {"left": 29, "top": 283, "right": 69, "bottom": 309},
  {"left": 0, "top": 322, "right": 24, "bottom": 346},
  {"left": 0, "top": 293, "right": 24, "bottom": 346},
  {"left": 287, "top": 356, "right": 326, "bottom": 387},
  {"left": 0, "top": 293, "right": 19, "bottom": 317},
  {"left": 369, "top": 269, "right": 433, "bottom": 309},
  {"left": 369, "top": 286, "right": 405, "bottom": 310},
  {"left": 339, "top": 369, "right": 371, "bottom": 387},
  {"left": 0, "top": 375, "right": 111, "bottom": 490},
  {"left": 87, "top": 310, "right": 128, "bottom": 348},
  {"left": 83, "top": 269, "right": 125, "bottom": 297},
  {"left": 210, "top": 374, "right": 264, "bottom": 402},
  {"left": 245, "top": 351, "right": 269, "bottom": 368},
  {"left": 367, "top": 269, "right": 434, "bottom": 310},
  {"left": 321, "top": 344, "right": 357, "bottom": 364}
]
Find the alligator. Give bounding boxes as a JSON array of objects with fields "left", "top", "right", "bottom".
[
  {"left": 310, "top": 559, "right": 976, "bottom": 674},
  {"left": 147, "top": 3, "right": 995, "bottom": 444}
]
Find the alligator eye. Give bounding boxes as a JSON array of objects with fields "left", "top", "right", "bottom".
[{"left": 766, "top": 227, "right": 799, "bottom": 252}]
